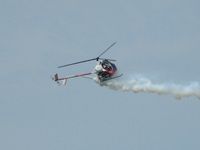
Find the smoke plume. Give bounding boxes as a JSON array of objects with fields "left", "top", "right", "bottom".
[{"left": 95, "top": 75, "right": 200, "bottom": 99}]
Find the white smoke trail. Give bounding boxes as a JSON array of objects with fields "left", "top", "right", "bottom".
[{"left": 94, "top": 75, "right": 200, "bottom": 99}]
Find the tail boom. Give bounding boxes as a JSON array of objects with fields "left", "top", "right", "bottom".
[{"left": 52, "top": 73, "right": 92, "bottom": 85}]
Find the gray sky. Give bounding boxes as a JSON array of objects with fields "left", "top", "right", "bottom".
[{"left": 1, "top": 0, "right": 200, "bottom": 150}]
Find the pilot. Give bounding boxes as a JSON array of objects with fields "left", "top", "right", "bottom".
[{"left": 94, "top": 61, "right": 104, "bottom": 73}]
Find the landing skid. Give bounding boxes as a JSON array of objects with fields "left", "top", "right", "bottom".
[{"left": 100, "top": 74, "right": 123, "bottom": 82}]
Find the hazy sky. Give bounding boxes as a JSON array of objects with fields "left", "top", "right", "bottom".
[{"left": 1, "top": 0, "right": 200, "bottom": 150}]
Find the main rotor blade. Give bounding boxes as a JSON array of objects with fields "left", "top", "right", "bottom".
[
  {"left": 58, "top": 58, "right": 97, "bottom": 68},
  {"left": 98, "top": 58, "right": 116, "bottom": 61},
  {"left": 97, "top": 42, "right": 117, "bottom": 58},
  {"left": 58, "top": 42, "right": 116, "bottom": 68}
]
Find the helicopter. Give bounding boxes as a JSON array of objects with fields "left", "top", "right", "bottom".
[{"left": 52, "top": 42, "right": 123, "bottom": 85}]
